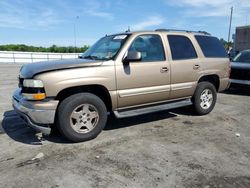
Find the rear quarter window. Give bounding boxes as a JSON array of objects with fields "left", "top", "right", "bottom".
[{"left": 195, "top": 35, "right": 227, "bottom": 58}]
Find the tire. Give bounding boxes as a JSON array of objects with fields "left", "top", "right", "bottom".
[
  {"left": 192, "top": 81, "right": 217, "bottom": 115},
  {"left": 56, "top": 93, "right": 107, "bottom": 142}
]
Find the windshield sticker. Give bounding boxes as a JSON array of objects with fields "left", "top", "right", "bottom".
[{"left": 113, "top": 35, "right": 127, "bottom": 40}]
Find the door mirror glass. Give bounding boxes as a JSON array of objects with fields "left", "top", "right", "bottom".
[{"left": 124, "top": 51, "right": 141, "bottom": 63}]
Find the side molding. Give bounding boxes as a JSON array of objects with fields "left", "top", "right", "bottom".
[{"left": 118, "top": 85, "right": 171, "bottom": 98}]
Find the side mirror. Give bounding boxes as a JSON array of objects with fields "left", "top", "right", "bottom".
[{"left": 123, "top": 51, "right": 141, "bottom": 64}]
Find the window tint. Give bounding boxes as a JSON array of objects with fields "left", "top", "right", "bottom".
[
  {"left": 195, "top": 35, "right": 227, "bottom": 58},
  {"left": 129, "top": 35, "right": 165, "bottom": 61},
  {"left": 168, "top": 35, "right": 197, "bottom": 60},
  {"left": 233, "top": 51, "right": 250, "bottom": 63}
]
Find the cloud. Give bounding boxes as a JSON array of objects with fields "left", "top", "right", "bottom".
[
  {"left": 83, "top": 0, "right": 114, "bottom": 20},
  {"left": 0, "top": 0, "right": 114, "bottom": 29},
  {"left": 168, "top": 0, "right": 230, "bottom": 8},
  {"left": 167, "top": 0, "right": 250, "bottom": 18},
  {"left": 86, "top": 10, "right": 113, "bottom": 20},
  {"left": 36, "top": 9, "right": 64, "bottom": 27},
  {"left": 131, "top": 16, "right": 165, "bottom": 30},
  {"left": 0, "top": 0, "right": 63, "bottom": 29},
  {"left": 166, "top": 0, "right": 250, "bottom": 32}
]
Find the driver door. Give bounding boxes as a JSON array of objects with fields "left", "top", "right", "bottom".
[{"left": 115, "top": 34, "right": 171, "bottom": 108}]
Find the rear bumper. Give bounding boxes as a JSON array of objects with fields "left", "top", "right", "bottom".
[
  {"left": 219, "top": 78, "right": 230, "bottom": 91},
  {"left": 12, "top": 89, "right": 59, "bottom": 134}
]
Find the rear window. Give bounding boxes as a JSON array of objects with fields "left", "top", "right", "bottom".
[{"left": 195, "top": 35, "right": 227, "bottom": 58}]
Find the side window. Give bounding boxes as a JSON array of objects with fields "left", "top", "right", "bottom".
[
  {"left": 128, "top": 35, "right": 165, "bottom": 61},
  {"left": 195, "top": 35, "right": 227, "bottom": 58},
  {"left": 168, "top": 35, "right": 197, "bottom": 60}
]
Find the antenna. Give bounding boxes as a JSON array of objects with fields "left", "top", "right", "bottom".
[{"left": 126, "top": 26, "right": 130, "bottom": 33}]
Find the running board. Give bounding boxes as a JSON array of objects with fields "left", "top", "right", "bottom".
[{"left": 114, "top": 99, "right": 192, "bottom": 118}]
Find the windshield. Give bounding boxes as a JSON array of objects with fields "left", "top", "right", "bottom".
[
  {"left": 233, "top": 51, "right": 250, "bottom": 63},
  {"left": 81, "top": 34, "right": 129, "bottom": 60}
]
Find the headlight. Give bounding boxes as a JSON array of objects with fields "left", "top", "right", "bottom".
[
  {"left": 23, "top": 79, "right": 44, "bottom": 88},
  {"left": 22, "top": 79, "right": 46, "bottom": 100}
]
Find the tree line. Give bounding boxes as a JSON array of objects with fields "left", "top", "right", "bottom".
[
  {"left": 0, "top": 44, "right": 89, "bottom": 53},
  {"left": 0, "top": 39, "right": 231, "bottom": 53}
]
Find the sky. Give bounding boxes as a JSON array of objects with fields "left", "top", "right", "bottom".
[{"left": 0, "top": 0, "right": 250, "bottom": 47}]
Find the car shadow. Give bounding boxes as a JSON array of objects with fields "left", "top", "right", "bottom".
[
  {"left": 222, "top": 88, "right": 250, "bottom": 96},
  {"left": 1, "top": 107, "right": 190, "bottom": 145},
  {"left": 104, "top": 111, "right": 176, "bottom": 130},
  {"left": 1, "top": 110, "right": 70, "bottom": 145},
  {"left": 1, "top": 110, "right": 44, "bottom": 145}
]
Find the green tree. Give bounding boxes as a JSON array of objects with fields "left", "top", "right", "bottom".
[
  {"left": 0, "top": 44, "right": 89, "bottom": 53},
  {"left": 220, "top": 38, "right": 233, "bottom": 50}
]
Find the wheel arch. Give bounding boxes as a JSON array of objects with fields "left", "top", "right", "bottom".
[
  {"left": 55, "top": 85, "right": 113, "bottom": 112},
  {"left": 198, "top": 74, "right": 220, "bottom": 91}
]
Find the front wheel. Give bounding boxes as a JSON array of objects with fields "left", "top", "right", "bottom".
[
  {"left": 192, "top": 82, "right": 217, "bottom": 115},
  {"left": 56, "top": 93, "right": 107, "bottom": 142}
]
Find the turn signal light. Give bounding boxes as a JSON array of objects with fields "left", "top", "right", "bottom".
[
  {"left": 23, "top": 93, "right": 46, "bottom": 100},
  {"left": 32, "top": 93, "right": 46, "bottom": 100}
]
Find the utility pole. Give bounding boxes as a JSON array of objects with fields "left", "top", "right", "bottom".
[
  {"left": 74, "top": 16, "right": 79, "bottom": 53},
  {"left": 227, "top": 6, "right": 233, "bottom": 51}
]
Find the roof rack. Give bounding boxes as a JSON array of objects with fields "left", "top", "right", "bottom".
[{"left": 155, "top": 29, "right": 210, "bottom": 35}]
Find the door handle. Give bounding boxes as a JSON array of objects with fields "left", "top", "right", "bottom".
[
  {"left": 193, "top": 64, "right": 200, "bottom": 70},
  {"left": 160, "top": 67, "right": 169, "bottom": 73}
]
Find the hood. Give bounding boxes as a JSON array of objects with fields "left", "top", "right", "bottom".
[
  {"left": 20, "top": 59, "right": 103, "bottom": 78},
  {"left": 230, "top": 62, "right": 250, "bottom": 70}
]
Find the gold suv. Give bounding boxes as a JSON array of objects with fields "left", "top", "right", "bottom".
[{"left": 13, "top": 29, "right": 230, "bottom": 142}]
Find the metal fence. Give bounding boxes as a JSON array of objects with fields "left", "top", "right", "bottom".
[{"left": 0, "top": 51, "right": 81, "bottom": 64}]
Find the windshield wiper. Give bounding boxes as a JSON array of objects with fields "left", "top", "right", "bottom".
[
  {"left": 82, "top": 55, "right": 112, "bottom": 61},
  {"left": 82, "top": 55, "right": 99, "bottom": 60}
]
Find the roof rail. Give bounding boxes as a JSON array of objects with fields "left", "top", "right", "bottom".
[{"left": 155, "top": 29, "right": 210, "bottom": 35}]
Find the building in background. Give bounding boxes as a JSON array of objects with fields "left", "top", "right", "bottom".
[{"left": 235, "top": 25, "right": 250, "bottom": 52}]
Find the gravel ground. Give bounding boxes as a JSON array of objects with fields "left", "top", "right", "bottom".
[{"left": 0, "top": 63, "right": 250, "bottom": 188}]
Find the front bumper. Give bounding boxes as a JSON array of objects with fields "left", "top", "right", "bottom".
[
  {"left": 229, "top": 79, "right": 250, "bottom": 86},
  {"left": 12, "top": 89, "right": 59, "bottom": 135}
]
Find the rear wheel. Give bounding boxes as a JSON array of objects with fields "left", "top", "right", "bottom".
[
  {"left": 192, "top": 82, "right": 217, "bottom": 115},
  {"left": 56, "top": 93, "right": 107, "bottom": 142}
]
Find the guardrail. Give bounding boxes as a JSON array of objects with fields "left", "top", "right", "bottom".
[{"left": 0, "top": 51, "right": 81, "bottom": 63}]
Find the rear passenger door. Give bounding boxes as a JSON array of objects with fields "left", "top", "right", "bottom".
[{"left": 167, "top": 35, "right": 201, "bottom": 99}]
